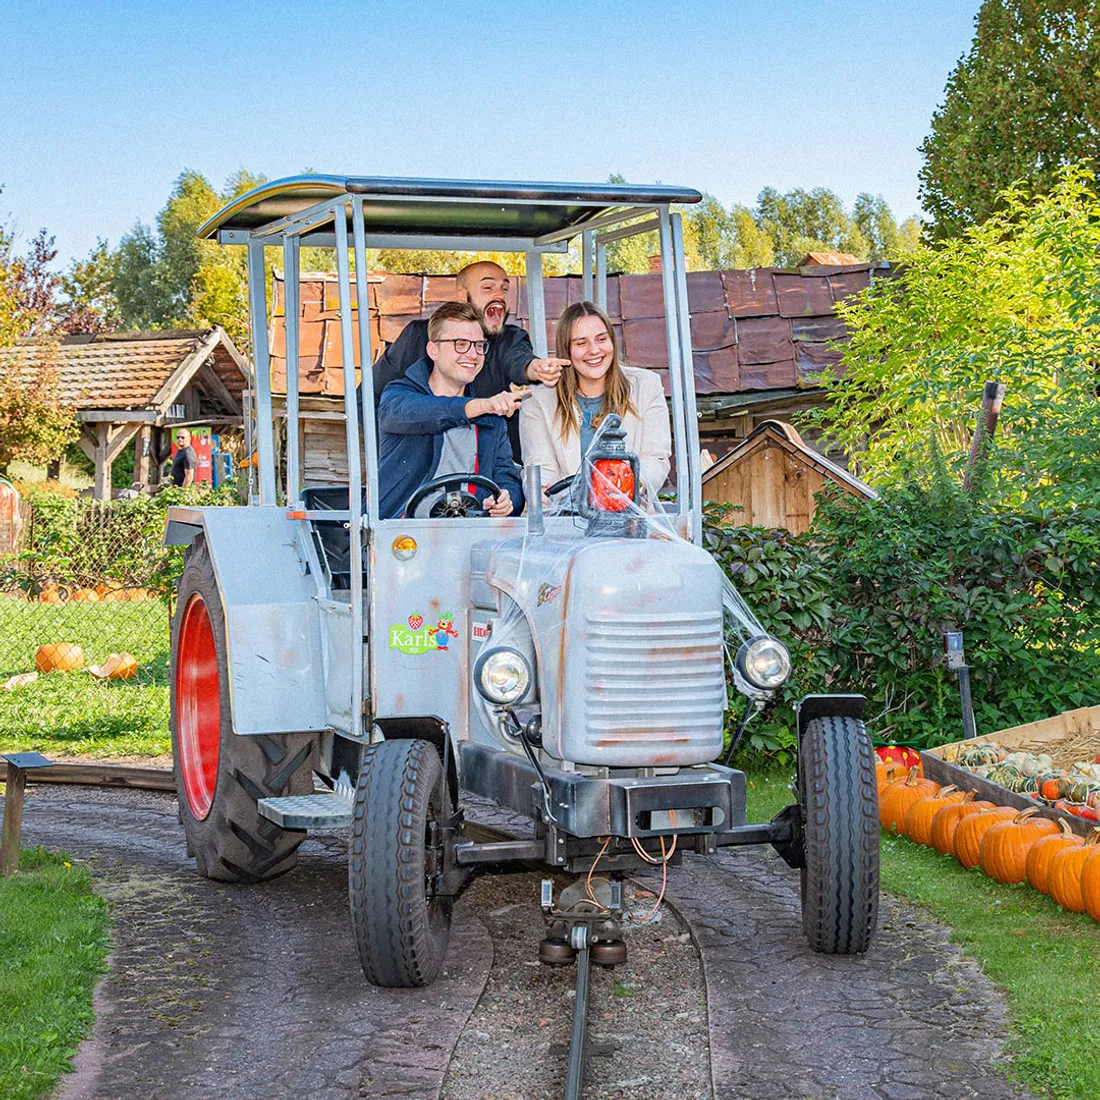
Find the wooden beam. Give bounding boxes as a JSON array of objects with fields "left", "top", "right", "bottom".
[
  {"left": 78, "top": 409, "right": 159, "bottom": 423},
  {"left": 104, "top": 423, "right": 141, "bottom": 466},
  {"left": 93, "top": 423, "right": 111, "bottom": 501},
  {"left": 196, "top": 359, "right": 243, "bottom": 414}
]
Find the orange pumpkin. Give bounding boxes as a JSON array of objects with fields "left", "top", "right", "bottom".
[
  {"left": 904, "top": 786, "right": 967, "bottom": 846},
  {"left": 1025, "top": 818, "right": 1083, "bottom": 894},
  {"left": 879, "top": 767, "right": 940, "bottom": 834},
  {"left": 88, "top": 652, "right": 139, "bottom": 680},
  {"left": 70, "top": 587, "right": 100, "bottom": 602},
  {"left": 954, "top": 806, "right": 1016, "bottom": 870},
  {"left": 1048, "top": 830, "right": 1100, "bottom": 913},
  {"left": 1081, "top": 846, "right": 1100, "bottom": 923},
  {"left": 929, "top": 795, "right": 992, "bottom": 855},
  {"left": 35, "top": 643, "right": 85, "bottom": 673},
  {"left": 876, "top": 761, "right": 899, "bottom": 792},
  {"left": 978, "top": 807, "right": 1060, "bottom": 884}
]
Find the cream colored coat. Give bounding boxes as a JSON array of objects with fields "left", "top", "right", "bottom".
[{"left": 519, "top": 365, "right": 672, "bottom": 494}]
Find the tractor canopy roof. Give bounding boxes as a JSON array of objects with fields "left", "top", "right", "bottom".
[{"left": 197, "top": 175, "right": 702, "bottom": 243}]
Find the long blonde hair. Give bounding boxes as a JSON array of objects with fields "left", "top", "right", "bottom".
[{"left": 553, "top": 301, "right": 636, "bottom": 439}]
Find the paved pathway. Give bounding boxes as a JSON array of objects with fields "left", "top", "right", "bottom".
[
  {"left": 13, "top": 785, "right": 1034, "bottom": 1099},
  {"left": 656, "top": 847, "right": 1032, "bottom": 1100}
]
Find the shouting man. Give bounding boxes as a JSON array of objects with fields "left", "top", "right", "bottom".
[{"left": 371, "top": 260, "right": 568, "bottom": 459}]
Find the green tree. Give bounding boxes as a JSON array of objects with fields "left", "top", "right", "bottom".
[
  {"left": 55, "top": 240, "right": 121, "bottom": 333},
  {"left": 0, "top": 346, "right": 79, "bottom": 472},
  {"left": 919, "top": 0, "right": 1100, "bottom": 239},
  {"left": 728, "top": 204, "right": 776, "bottom": 268},
  {"left": 809, "top": 165, "right": 1100, "bottom": 509},
  {"left": 755, "top": 187, "right": 869, "bottom": 267},
  {"left": 852, "top": 193, "right": 919, "bottom": 262}
]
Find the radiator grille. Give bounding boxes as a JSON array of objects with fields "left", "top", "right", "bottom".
[{"left": 583, "top": 611, "right": 725, "bottom": 743}]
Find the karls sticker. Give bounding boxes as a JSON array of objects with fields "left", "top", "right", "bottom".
[
  {"left": 389, "top": 612, "right": 459, "bottom": 655},
  {"left": 472, "top": 621, "right": 490, "bottom": 642},
  {"left": 536, "top": 582, "right": 562, "bottom": 607}
]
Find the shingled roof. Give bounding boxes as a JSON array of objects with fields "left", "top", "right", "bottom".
[
  {"left": 0, "top": 327, "right": 247, "bottom": 416},
  {"left": 268, "top": 263, "right": 887, "bottom": 399}
]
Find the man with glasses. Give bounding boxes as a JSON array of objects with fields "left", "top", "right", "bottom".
[
  {"left": 377, "top": 302, "right": 525, "bottom": 519},
  {"left": 372, "top": 261, "right": 569, "bottom": 459}
]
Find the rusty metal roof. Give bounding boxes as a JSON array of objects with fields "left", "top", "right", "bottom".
[
  {"left": 198, "top": 175, "right": 702, "bottom": 242},
  {"left": 268, "top": 263, "right": 883, "bottom": 399},
  {"left": 0, "top": 327, "right": 247, "bottom": 416}
]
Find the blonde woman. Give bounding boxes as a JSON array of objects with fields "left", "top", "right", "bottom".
[{"left": 519, "top": 301, "right": 671, "bottom": 502}]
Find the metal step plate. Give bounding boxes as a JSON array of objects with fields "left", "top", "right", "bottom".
[{"left": 257, "top": 792, "right": 353, "bottom": 829}]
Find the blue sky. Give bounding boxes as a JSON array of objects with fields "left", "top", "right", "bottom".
[{"left": 0, "top": 0, "right": 982, "bottom": 266}]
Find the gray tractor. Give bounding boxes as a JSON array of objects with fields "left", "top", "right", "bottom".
[{"left": 166, "top": 176, "right": 878, "bottom": 996}]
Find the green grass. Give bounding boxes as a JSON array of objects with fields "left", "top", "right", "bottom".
[
  {"left": 0, "top": 848, "right": 111, "bottom": 1100},
  {"left": 743, "top": 764, "right": 1100, "bottom": 1100},
  {"left": 0, "top": 597, "right": 170, "bottom": 757}
]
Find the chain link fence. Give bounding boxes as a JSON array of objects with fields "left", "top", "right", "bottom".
[{"left": 0, "top": 488, "right": 234, "bottom": 758}]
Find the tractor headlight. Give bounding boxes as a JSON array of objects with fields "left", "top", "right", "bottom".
[
  {"left": 473, "top": 646, "right": 531, "bottom": 705},
  {"left": 736, "top": 636, "right": 791, "bottom": 691}
]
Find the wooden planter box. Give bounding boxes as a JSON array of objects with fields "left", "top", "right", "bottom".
[{"left": 920, "top": 706, "right": 1100, "bottom": 840}]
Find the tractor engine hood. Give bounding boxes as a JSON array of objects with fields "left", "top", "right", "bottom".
[{"left": 485, "top": 535, "right": 727, "bottom": 768}]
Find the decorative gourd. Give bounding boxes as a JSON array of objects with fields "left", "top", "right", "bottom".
[
  {"left": 876, "top": 745, "right": 922, "bottom": 773},
  {"left": 1047, "top": 830, "right": 1100, "bottom": 913},
  {"left": 953, "top": 806, "right": 1017, "bottom": 870},
  {"left": 1025, "top": 818, "right": 1083, "bottom": 894},
  {"left": 1081, "top": 846, "right": 1100, "bottom": 923},
  {"left": 930, "top": 796, "right": 992, "bottom": 856},
  {"left": 978, "top": 807, "right": 1059, "bottom": 884},
  {"left": 35, "top": 643, "right": 85, "bottom": 673},
  {"left": 956, "top": 743, "right": 1006, "bottom": 768},
  {"left": 879, "top": 767, "right": 940, "bottom": 834},
  {"left": 904, "top": 786, "right": 966, "bottom": 846}
]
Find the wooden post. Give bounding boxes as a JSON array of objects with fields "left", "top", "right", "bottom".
[
  {"left": 0, "top": 753, "right": 52, "bottom": 876},
  {"left": 134, "top": 425, "right": 151, "bottom": 485},
  {"left": 0, "top": 766, "right": 26, "bottom": 876},
  {"left": 963, "top": 381, "right": 1006, "bottom": 490}
]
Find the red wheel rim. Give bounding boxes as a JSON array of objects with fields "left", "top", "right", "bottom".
[{"left": 176, "top": 594, "right": 220, "bottom": 820}]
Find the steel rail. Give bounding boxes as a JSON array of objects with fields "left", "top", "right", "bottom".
[{"left": 563, "top": 934, "right": 592, "bottom": 1100}]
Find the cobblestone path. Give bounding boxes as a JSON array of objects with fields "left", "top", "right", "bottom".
[{"left": 12, "top": 786, "right": 1034, "bottom": 1100}]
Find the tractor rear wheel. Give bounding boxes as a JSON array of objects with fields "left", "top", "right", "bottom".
[
  {"left": 170, "top": 535, "right": 314, "bottom": 883},
  {"left": 349, "top": 738, "right": 453, "bottom": 987},
  {"left": 798, "top": 715, "right": 879, "bottom": 954}
]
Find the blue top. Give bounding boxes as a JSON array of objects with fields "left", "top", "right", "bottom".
[
  {"left": 576, "top": 394, "right": 605, "bottom": 459},
  {"left": 377, "top": 357, "right": 525, "bottom": 520}
]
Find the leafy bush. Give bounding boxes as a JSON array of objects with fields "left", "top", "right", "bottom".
[
  {"left": 708, "top": 471, "right": 1100, "bottom": 760},
  {"left": 0, "top": 483, "right": 237, "bottom": 602}
]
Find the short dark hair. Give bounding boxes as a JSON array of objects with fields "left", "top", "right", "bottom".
[{"left": 427, "top": 301, "right": 486, "bottom": 342}]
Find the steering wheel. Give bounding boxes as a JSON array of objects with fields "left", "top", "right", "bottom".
[
  {"left": 543, "top": 473, "right": 583, "bottom": 516},
  {"left": 403, "top": 474, "right": 503, "bottom": 518}
]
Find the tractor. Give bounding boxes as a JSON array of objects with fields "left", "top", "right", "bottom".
[{"left": 166, "top": 175, "right": 879, "bottom": 1002}]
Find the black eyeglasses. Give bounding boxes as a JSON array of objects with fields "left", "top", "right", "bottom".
[{"left": 434, "top": 338, "right": 488, "bottom": 354}]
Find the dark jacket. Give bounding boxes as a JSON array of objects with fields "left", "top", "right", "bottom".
[
  {"left": 372, "top": 319, "right": 536, "bottom": 459},
  {"left": 377, "top": 357, "right": 525, "bottom": 520}
]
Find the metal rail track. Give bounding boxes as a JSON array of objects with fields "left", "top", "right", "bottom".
[{"left": 1, "top": 760, "right": 598, "bottom": 1099}]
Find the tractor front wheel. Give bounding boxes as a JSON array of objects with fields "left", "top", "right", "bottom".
[
  {"left": 349, "top": 738, "right": 453, "bottom": 987},
  {"left": 170, "top": 535, "right": 315, "bottom": 883},
  {"left": 798, "top": 715, "right": 879, "bottom": 954}
]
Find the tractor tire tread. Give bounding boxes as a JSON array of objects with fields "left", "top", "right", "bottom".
[
  {"left": 349, "top": 739, "right": 452, "bottom": 988},
  {"left": 171, "top": 534, "right": 314, "bottom": 885},
  {"left": 799, "top": 715, "right": 879, "bottom": 954}
]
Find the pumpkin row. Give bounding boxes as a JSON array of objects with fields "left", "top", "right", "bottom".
[{"left": 878, "top": 765, "right": 1100, "bottom": 921}]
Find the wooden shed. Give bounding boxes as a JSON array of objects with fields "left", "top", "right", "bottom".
[
  {"left": 0, "top": 328, "right": 248, "bottom": 500},
  {"left": 701, "top": 420, "right": 877, "bottom": 533}
]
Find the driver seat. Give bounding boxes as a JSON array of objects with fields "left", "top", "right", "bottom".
[{"left": 301, "top": 486, "right": 363, "bottom": 589}]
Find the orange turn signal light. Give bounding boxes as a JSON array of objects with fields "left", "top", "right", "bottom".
[{"left": 392, "top": 535, "right": 417, "bottom": 561}]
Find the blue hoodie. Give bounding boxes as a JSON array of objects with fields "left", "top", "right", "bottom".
[{"left": 377, "top": 356, "right": 525, "bottom": 520}]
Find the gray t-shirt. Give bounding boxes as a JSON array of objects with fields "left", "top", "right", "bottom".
[{"left": 413, "top": 424, "right": 477, "bottom": 517}]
